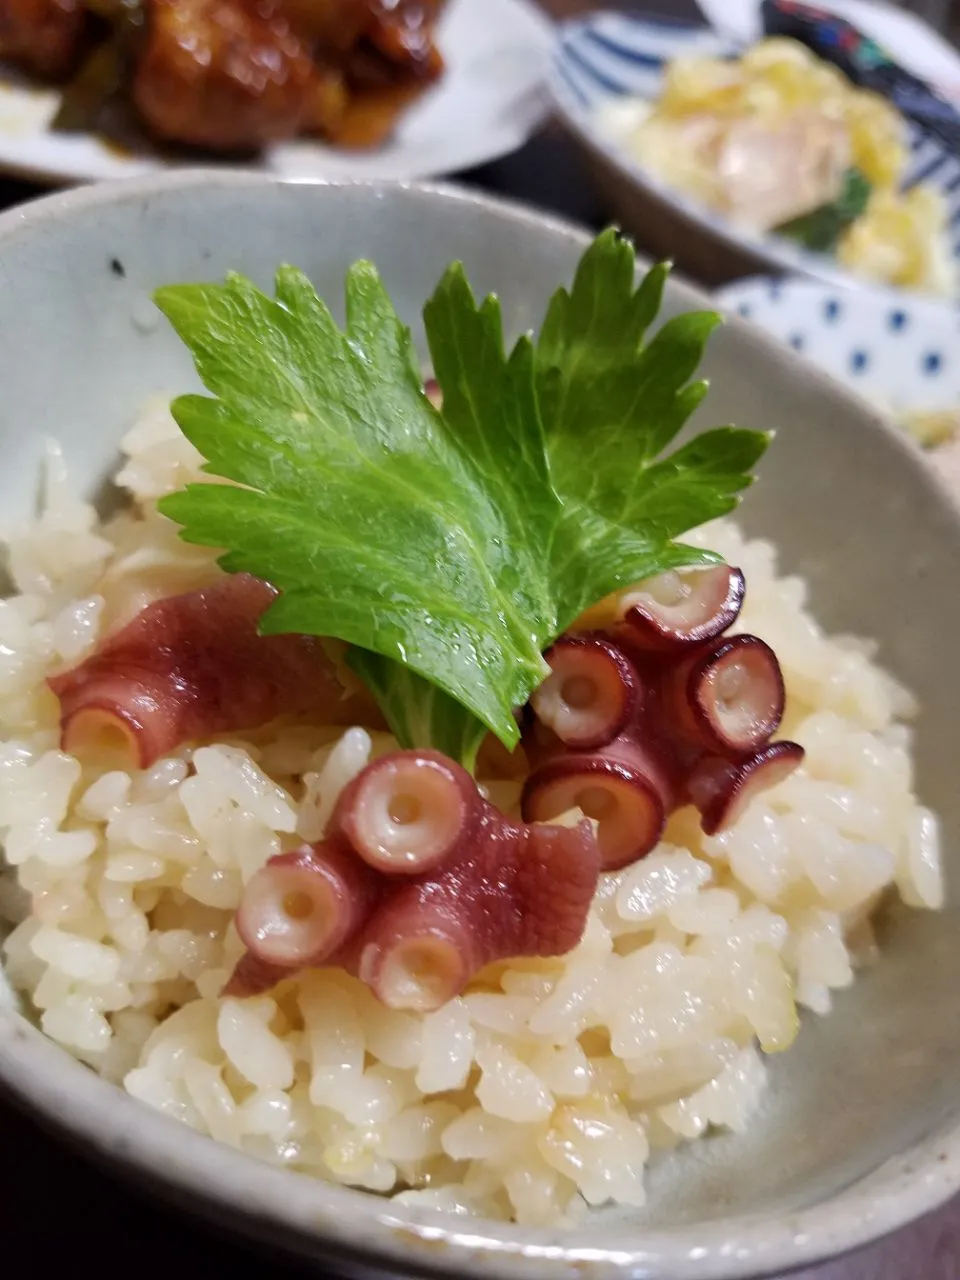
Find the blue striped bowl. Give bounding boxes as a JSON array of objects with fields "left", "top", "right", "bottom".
[{"left": 548, "top": 11, "right": 960, "bottom": 293}]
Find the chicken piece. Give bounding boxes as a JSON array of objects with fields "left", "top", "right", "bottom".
[
  {"left": 132, "top": 0, "right": 326, "bottom": 150},
  {"left": 717, "top": 109, "right": 852, "bottom": 232},
  {"left": 278, "top": 0, "right": 445, "bottom": 67},
  {"left": 0, "top": 0, "right": 87, "bottom": 80},
  {"left": 633, "top": 104, "right": 852, "bottom": 235},
  {"left": 629, "top": 111, "right": 729, "bottom": 212}
]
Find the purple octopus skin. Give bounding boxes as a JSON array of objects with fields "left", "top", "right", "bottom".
[
  {"left": 343, "top": 813, "right": 600, "bottom": 1012},
  {"left": 664, "top": 634, "right": 787, "bottom": 758},
  {"left": 531, "top": 631, "right": 644, "bottom": 750},
  {"left": 523, "top": 595, "right": 804, "bottom": 863},
  {"left": 620, "top": 564, "right": 746, "bottom": 651},
  {"left": 687, "top": 741, "right": 806, "bottom": 836},
  {"left": 225, "top": 750, "right": 602, "bottom": 1010},
  {"left": 48, "top": 574, "right": 352, "bottom": 770}
]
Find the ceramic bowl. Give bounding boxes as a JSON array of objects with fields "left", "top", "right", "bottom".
[
  {"left": 715, "top": 275, "right": 960, "bottom": 415},
  {"left": 1, "top": 173, "right": 960, "bottom": 1280},
  {"left": 547, "top": 10, "right": 960, "bottom": 290}
]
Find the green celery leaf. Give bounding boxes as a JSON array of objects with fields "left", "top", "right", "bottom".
[
  {"left": 156, "top": 265, "right": 549, "bottom": 750},
  {"left": 348, "top": 652, "right": 489, "bottom": 772},
  {"left": 534, "top": 229, "right": 770, "bottom": 534},
  {"left": 420, "top": 260, "right": 723, "bottom": 650},
  {"left": 156, "top": 239, "right": 769, "bottom": 764},
  {"left": 548, "top": 501, "right": 721, "bottom": 635}
]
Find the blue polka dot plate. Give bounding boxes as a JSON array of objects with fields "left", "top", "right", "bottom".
[
  {"left": 548, "top": 11, "right": 960, "bottom": 295},
  {"left": 716, "top": 275, "right": 960, "bottom": 417}
]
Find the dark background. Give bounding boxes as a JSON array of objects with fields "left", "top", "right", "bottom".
[{"left": 2, "top": 2, "right": 958, "bottom": 1277}]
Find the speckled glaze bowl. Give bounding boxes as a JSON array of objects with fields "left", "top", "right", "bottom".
[{"left": 1, "top": 173, "right": 959, "bottom": 1280}]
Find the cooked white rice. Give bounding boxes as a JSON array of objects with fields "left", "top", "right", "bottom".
[{"left": 0, "top": 401, "right": 944, "bottom": 1225}]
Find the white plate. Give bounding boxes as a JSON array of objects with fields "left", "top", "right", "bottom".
[{"left": 0, "top": 0, "right": 554, "bottom": 185}]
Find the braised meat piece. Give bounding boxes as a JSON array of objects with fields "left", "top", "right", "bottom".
[
  {"left": 330, "top": 0, "right": 444, "bottom": 147},
  {"left": 273, "top": 0, "right": 373, "bottom": 53},
  {"left": 368, "top": 0, "right": 444, "bottom": 72},
  {"left": 0, "top": 0, "right": 87, "bottom": 79},
  {"left": 0, "top": 0, "right": 446, "bottom": 152},
  {"left": 132, "top": 0, "right": 329, "bottom": 149}
]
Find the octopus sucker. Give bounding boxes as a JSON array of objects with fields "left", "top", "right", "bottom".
[
  {"left": 691, "top": 741, "right": 806, "bottom": 836},
  {"left": 333, "top": 748, "right": 478, "bottom": 875},
  {"left": 667, "top": 633, "right": 786, "bottom": 756},
  {"left": 531, "top": 632, "right": 642, "bottom": 750},
  {"left": 235, "top": 837, "right": 382, "bottom": 969},
  {"left": 226, "top": 749, "right": 601, "bottom": 1010},
  {"left": 619, "top": 564, "right": 746, "bottom": 650},
  {"left": 354, "top": 902, "right": 477, "bottom": 1013},
  {"left": 521, "top": 746, "right": 670, "bottom": 871}
]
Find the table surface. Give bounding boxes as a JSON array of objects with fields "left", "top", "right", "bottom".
[{"left": 1, "top": 3, "right": 958, "bottom": 1278}]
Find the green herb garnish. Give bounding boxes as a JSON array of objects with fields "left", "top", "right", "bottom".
[
  {"left": 155, "top": 231, "right": 769, "bottom": 767},
  {"left": 536, "top": 236, "right": 769, "bottom": 535},
  {"left": 776, "top": 166, "right": 872, "bottom": 253}
]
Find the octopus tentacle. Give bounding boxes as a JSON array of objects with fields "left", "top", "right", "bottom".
[
  {"left": 235, "top": 837, "right": 382, "bottom": 970},
  {"left": 226, "top": 750, "right": 602, "bottom": 1010},
  {"left": 348, "top": 812, "right": 599, "bottom": 1012},
  {"left": 663, "top": 634, "right": 786, "bottom": 757},
  {"left": 689, "top": 741, "right": 805, "bottom": 836},
  {"left": 521, "top": 729, "right": 675, "bottom": 870},
  {"left": 531, "top": 632, "right": 642, "bottom": 750},
  {"left": 48, "top": 574, "right": 363, "bottom": 769},
  {"left": 620, "top": 565, "right": 745, "bottom": 651},
  {"left": 332, "top": 749, "right": 478, "bottom": 875},
  {"left": 522, "top": 581, "right": 803, "bottom": 865},
  {"left": 354, "top": 900, "right": 479, "bottom": 1013}
]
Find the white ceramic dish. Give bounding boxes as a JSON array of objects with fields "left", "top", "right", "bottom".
[
  {"left": 1, "top": 173, "right": 960, "bottom": 1280},
  {"left": 547, "top": 9, "right": 960, "bottom": 290},
  {"left": 716, "top": 275, "right": 960, "bottom": 415},
  {"left": 0, "top": 0, "right": 552, "bottom": 185}
]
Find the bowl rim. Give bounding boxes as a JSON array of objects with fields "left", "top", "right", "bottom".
[
  {"left": 0, "top": 169, "right": 959, "bottom": 1280},
  {"left": 545, "top": 8, "right": 957, "bottom": 298}
]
